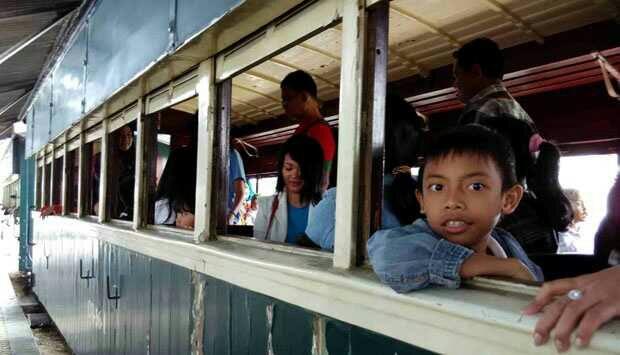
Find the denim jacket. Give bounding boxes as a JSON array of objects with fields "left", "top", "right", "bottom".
[{"left": 367, "top": 219, "right": 544, "bottom": 293}]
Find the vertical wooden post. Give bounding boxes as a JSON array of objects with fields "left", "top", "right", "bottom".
[
  {"left": 133, "top": 98, "right": 146, "bottom": 230},
  {"left": 61, "top": 133, "right": 68, "bottom": 215},
  {"left": 77, "top": 122, "right": 86, "bottom": 217},
  {"left": 333, "top": 0, "right": 367, "bottom": 269},
  {"left": 40, "top": 154, "right": 47, "bottom": 209},
  {"left": 195, "top": 59, "right": 218, "bottom": 242},
  {"left": 98, "top": 118, "right": 109, "bottom": 222},
  {"left": 359, "top": 1, "right": 388, "bottom": 261},
  {"left": 214, "top": 79, "right": 232, "bottom": 236}
]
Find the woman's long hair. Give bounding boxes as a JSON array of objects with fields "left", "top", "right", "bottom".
[
  {"left": 155, "top": 145, "right": 198, "bottom": 222},
  {"left": 275, "top": 135, "right": 324, "bottom": 206},
  {"left": 384, "top": 93, "right": 427, "bottom": 225},
  {"left": 480, "top": 116, "right": 573, "bottom": 232}
]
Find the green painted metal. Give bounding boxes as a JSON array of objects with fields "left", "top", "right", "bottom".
[
  {"left": 18, "top": 157, "right": 34, "bottom": 272},
  {"left": 31, "top": 218, "right": 435, "bottom": 354}
]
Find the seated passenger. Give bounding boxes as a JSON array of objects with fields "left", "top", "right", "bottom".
[
  {"left": 281, "top": 70, "right": 336, "bottom": 190},
  {"left": 557, "top": 188, "right": 587, "bottom": 253},
  {"left": 595, "top": 172, "right": 620, "bottom": 266},
  {"left": 253, "top": 135, "right": 323, "bottom": 244},
  {"left": 368, "top": 125, "right": 543, "bottom": 293},
  {"left": 304, "top": 93, "right": 426, "bottom": 251},
  {"left": 228, "top": 140, "right": 247, "bottom": 225},
  {"left": 154, "top": 146, "right": 197, "bottom": 229},
  {"left": 111, "top": 125, "right": 136, "bottom": 220}
]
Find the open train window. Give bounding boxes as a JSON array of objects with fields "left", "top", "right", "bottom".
[
  {"left": 144, "top": 98, "right": 198, "bottom": 231},
  {"left": 44, "top": 159, "right": 51, "bottom": 207},
  {"left": 83, "top": 139, "right": 101, "bottom": 217},
  {"left": 52, "top": 155, "right": 63, "bottom": 206},
  {"left": 220, "top": 24, "right": 342, "bottom": 251},
  {"left": 66, "top": 148, "right": 79, "bottom": 214},
  {"left": 36, "top": 163, "right": 42, "bottom": 209},
  {"left": 106, "top": 122, "right": 137, "bottom": 221}
]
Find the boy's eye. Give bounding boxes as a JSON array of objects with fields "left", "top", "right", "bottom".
[
  {"left": 428, "top": 184, "right": 443, "bottom": 192},
  {"left": 468, "top": 182, "right": 484, "bottom": 191}
]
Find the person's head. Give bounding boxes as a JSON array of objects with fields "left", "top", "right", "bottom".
[
  {"left": 174, "top": 202, "right": 195, "bottom": 230},
  {"left": 452, "top": 37, "right": 504, "bottom": 102},
  {"left": 563, "top": 188, "right": 587, "bottom": 223},
  {"left": 276, "top": 135, "right": 324, "bottom": 205},
  {"left": 384, "top": 92, "right": 427, "bottom": 225},
  {"left": 117, "top": 125, "right": 134, "bottom": 152},
  {"left": 416, "top": 125, "right": 523, "bottom": 251},
  {"left": 250, "top": 195, "right": 258, "bottom": 211},
  {"left": 280, "top": 70, "right": 320, "bottom": 120}
]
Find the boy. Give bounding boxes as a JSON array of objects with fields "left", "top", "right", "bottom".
[{"left": 368, "top": 125, "right": 543, "bottom": 293}]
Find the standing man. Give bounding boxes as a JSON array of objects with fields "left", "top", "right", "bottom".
[
  {"left": 228, "top": 139, "right": 247, "bottom": 225},
  {"left": 453, "top": 37, "right": 534, "bottom": 127},
  {"left": 452, "top": 37, "right": 573, "bottom": 254},
  {"left": 281, "top": 70, "right": 335, "bottom": 191}
]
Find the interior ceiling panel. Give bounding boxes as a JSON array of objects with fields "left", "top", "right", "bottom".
[
  {"left": 0, "top": 0, "right": 81, "bottom": 139},
  {"left": 230, "top": 0, "right": 616, "bottom": 128}
]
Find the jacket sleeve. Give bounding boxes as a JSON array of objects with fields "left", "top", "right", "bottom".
[
  {"left": 253, "top": 196, "right": 270, "bottom": 240},
  {"left": 367, "top": 227, "right": 474, "bottom": 293}
]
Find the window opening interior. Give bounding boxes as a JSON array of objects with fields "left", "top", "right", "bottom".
[
  {"left": 145, "top": 97, "right": 198, "bottom": 231},
  {"left": 83, "top": 139, "right": 101, "bottom": 216},
  {"left": 52, "top": 156, "right": 63, "bottom": 205},
  {"left": 224, "top": 24, "right": 342, "bottom": 252},
  {"left": 67, "top": 149, "right": 79, "bottom": 213},
  {"left": 44, "top": 161, "right": 51, "bottom": 207},
  {"left": 36, "top": 165, "right": 42, "bottom": 209},
  {"left": 106, "top": 122, "right": 137, "bottom": 221}
]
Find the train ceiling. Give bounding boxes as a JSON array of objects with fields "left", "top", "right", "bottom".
[{"left": 214, "top": 0, "right": 618, "bottom": 127}]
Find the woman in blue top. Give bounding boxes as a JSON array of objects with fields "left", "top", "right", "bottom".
[
  {"left": 253, "top": 135, "right": 324, "bottom": 244},
  {"left": 305, "top": 93, "right": 427, "bottom": 250}
]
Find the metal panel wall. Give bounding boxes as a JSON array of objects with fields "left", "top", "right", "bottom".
[
  {"left": 26, "top": 0, "right": 249, "bottom": 157},
  {"left": 30, "top": 218, "right": 435, "bottom": 354},
  {"left": 175, "top": 0, "right": 244, "bottom": 45},
  {"left": 51, "top": 27, "right": 87, "bottom": 138},
  {"left": 85, "top": 0, "right": 169, "bottom": 112}
]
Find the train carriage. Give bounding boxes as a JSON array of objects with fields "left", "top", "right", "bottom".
[{"left": 16, "top": 0, "right": 620, "bottom": 354}]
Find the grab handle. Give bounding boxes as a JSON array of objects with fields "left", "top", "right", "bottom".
[
  {"left": 106, "top": 276, "right": 121, "bottom": 308},
  {"left": 79, "top": 259, "right": 95, "bottom": 280}
]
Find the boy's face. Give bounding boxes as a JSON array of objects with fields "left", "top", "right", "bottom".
[{"left": 416, "top": 153, "right": 523, "bottom": 253}]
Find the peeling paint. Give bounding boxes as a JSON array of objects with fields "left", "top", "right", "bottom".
[
  {"left": 312, "top": 315, "right": 328, "bottom": 355},
  {"left": 191, "top": 271, "right": 206, "bottom": 355},
  {"left": 266, "top": 303, "right": 275, "bottom": 355}
]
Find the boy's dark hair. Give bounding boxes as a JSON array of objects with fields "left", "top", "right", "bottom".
[
  {"left": 418, "top": 124, "right": 517, "bottom": 191},
  {"left": 280, "top": 70, "right": 318, "bottom": 99},
  {"left": 453, "top": 37, "right": 504, "bottom": 79},
  {"left": 276, "top": 135, "right": 324, "bottom": 205}
]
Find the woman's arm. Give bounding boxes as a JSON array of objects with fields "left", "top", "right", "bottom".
[{"left": 522, "top": 266, "right": 620, "bottom": 352}]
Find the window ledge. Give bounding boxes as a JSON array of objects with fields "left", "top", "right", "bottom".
[{"left": 34, "top": 216, "right": 620, "bottom": 354}]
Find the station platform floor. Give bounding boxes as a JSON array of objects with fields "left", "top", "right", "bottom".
[{"left": 0, "top": 227, "right": 39, "bottom": 355}]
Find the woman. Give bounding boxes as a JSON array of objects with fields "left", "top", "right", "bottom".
[
  {"left": 154, "top": 145, "right": 197, "bottom": 229},
  {"left": 304, "top": 93, "right": 427, "bottom": 251},
  {"left": 111, "top": 125, "right": 136, "bottom": 220},
  {"left": 557, "top": 188, "right": 587, "bottom": 253},
  {"left": 253, "top": 135, "right": 323, "bottom": 244}
]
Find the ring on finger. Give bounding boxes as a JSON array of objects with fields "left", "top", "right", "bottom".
[{"left": 567, "top": 289, "right": 584, "bottom": 301}]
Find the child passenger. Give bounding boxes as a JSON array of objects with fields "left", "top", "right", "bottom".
[{"left": 368, "top": 125, "right": 543, "bottom": 293}]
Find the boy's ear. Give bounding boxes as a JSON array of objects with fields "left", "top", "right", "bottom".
[
  {"left": 415, "top": 189, "right": 425, "bottom": 214},
  {"left": 501, "top": 184, "right": 524, "bottom": 215}
]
